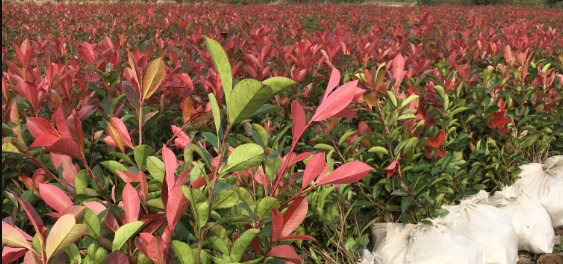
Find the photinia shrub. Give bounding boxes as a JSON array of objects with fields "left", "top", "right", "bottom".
[{"left": 2, "top": 3, "right": 562, "bottom": 263}]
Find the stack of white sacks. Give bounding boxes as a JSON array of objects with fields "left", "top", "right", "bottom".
[{"left": 359, "top": 156, "right": 563, "bottom": 264}]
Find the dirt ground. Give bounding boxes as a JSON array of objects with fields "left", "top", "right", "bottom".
[{"left": 517, "top": 229, "right": 563, "bottom": 264}]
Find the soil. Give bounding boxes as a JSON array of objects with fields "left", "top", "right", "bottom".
[{"left": 517, "top": 228, "right": 563, "bottom": 264}]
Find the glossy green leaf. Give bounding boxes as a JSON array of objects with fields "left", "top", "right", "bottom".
[
  {"left": 182, "top": 187, "right": 209, "bottom": 233},
  {"left": 111, "top": 221, "right": 143, "bottom": 251},
  {"left": 208, "top": 93, "right": 221, "bottom": 137},
  {"left": 227, "top": 79, "right": 272, "bottom": 125},
  {"left": 205, "top": 37, "right": 233, "bottom": 103},
  {"left": 262, "top": 77, "right": 296, "bottom": 96},
  {"left": 146, "top": 156, "right": 165, "bottom": 182},
  {"left": 223, "top": 143, "right": 264, "bottom": 173},
  {"left": 171, "top": 240, "right": 195, "bottom": 264},
  {"left": 134, "top": 145, "right": 153, "bottom": 169},
  {"left": 230, "top": 229, "right": 259, "bottom": 262}
]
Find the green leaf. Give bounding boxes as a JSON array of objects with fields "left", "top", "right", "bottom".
[
  {"left": 213, "top": 215, "right": 250, "bottom": 226},
  {"left": 248, "top": 104, "right": 281, "bottom": 118},
  {"left": 64, "top": 244, "right": 81, "bottom": 264},
  {"left": 230, "top": 229, "right": 260, "bottom": 262},
  {"left": 75, "top": 169, "right": 89, "bottom": 195},
  {"left": 208, "top": 236, "right": 229, "bottom": 255},
  {"left": 339, "top": 130, "right": 357, "bottom": 146},
  {"left": 45, "top": 214, "right": 87, "bottom": 260},
  {"left": 142, "top": 57, "right": 166, "bottom": 100},
  {"left": 432, "top": 208, "right": 450, "bottom": 218},
  {"left": 190, "top": 143, "right": 212, "bottom": 167},
  {"left": 205, "top": 37, "right": 233, "bottom": 104},
  {"left": 209, "top": 93, "right": 221, "bottom": 137},
  {"left": 264, "top": 158, "right": 282, "bottom": 182},
  {"left": 223, "top": 143, "right": 264, "bottom": 173},
  {"left": 227, "top": 79, "right": 272, "bottom": 125},
  {"left": 171, "top": 240, "right": 195, "bottom": 264},
  {"left": 400, "top": 95, "right": 419, "bottom": 108},
  {"left": 80, "top": 208, "right": 100, "bottom": 239},
  {"left": 184, "top": 147, "right": 193, "bottom": 166},
  {"left": 212, "top": 189, "right": 239, "bottom": 209},
  {"left": 84, "top": 244, "right": 108, "bottom": 264},
  {"left": 448, "top": 107, "right": 468, "bottom": 116},
  {"left": 2, "top": 138, "right": 20, "bottom": 153},
  {"left": 386, "top": 91, "right": 397, "bottom": 107},
  {"left": 257, "top": 197, "right": 280, "bottom": 220},
  {"left": 251, "top": 123, "right": 268, "bottom": 148},
  {"left": 368, "top": 146, "right": 388, "bottom": 159},
  {"left": 182, "top": 187, "right": 209, "bottom": 233},
  {"left": 433, "top": 85, "right": 445, "bottom": 99},
  {"left": 134, "top": 145, "right": 153, "bottom": 169},
  {"left": 202, "top": 132, "right": 220, "bottom": 150},
  {"left": 137, "top": 253, "right": 152, "bottom": 264},
  {"left": 111, "top": 221, "right": 144, "bottom": 251},
  {"left": 314, "top": 143, "right": 335, "bottom": 152},
  {"left": 100, "top": 161, "right": 128, "bottom": 175},
  {"left": 109, "top": 152, "right": 134, "bottom": 165},
  {"left": 262, "top": 77, "right": 296, "bottom": 96},
  {"left": 146, "top": 156, "right": 165, "bottom": 182}
]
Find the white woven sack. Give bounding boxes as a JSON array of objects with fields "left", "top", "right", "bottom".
[
  {"left": 371, "top": 222, "right": 486, "bottom": 264},
  {"left": 543, "top": 155, "right": 563, "bottom": 179},
  {"left": 489, "top": 185, "right": 554, "bottom": 253},
  {"left": 438, "top": 190, "right": 518, "bottom": 264},
  {"left": 517, "top": 163, "right": 563, "bottom": 228}
]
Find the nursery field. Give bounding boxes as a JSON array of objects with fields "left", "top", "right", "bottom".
[{"left": 2, "top": 2, "right": 563, "bottom": 264}]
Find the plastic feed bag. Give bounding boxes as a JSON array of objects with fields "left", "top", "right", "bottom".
[
  {"left": 371, "top": 223, "right": 486, "bottom": 264},
  {"left": 517, "top": 163, "right": 563, "bottom": 228},
  {"left": 439, "top": 191, "right": 518, "bottom": 264},
  {"left": 543, "top": 155, "right": 563, "bottom": 179},
  {"left": 488, "top": 185, "right": 554, "bottom": 253}
]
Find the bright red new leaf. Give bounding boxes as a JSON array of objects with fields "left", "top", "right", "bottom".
[
  {"left": 316, "top": 161, "right": 373, "bottom": 186},
  {"left": 281, "top": 196, "right": 308, "bottom": 237},
  {"left": 267, "top": 245, "right": 304, "bottom": 264},
  {"left": 122, "top": 182, "right": 140, "bottom": 224},
  {"left": 291, "top": 100, "right": 307, "bottom": 140},
  {"left": 162, "top": 145, "right": 177, "bottom": 193},
  {"left": 166, "top": 186, "right": 190, "bottom": 229},
  {"left": 311, "top": 80, "right": 358, "bottom": 122},
  {"left": 427, "top": 131, "right": 446, "bottom": 149},
  {"left": 38, "top": 183, "right": 73, "bottom": 213},
  {"left": 302, "top": 152, "right": 325, "bottom": 189}
]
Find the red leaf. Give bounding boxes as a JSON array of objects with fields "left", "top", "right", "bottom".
[
  {"left": 316, "top": 161, "right": 373, "bottom": 186},
  {"left": 162, "top": 145, "right": 177, "bottom": 193},
  {"left": 427, "top": 131, "right": 446, "bottom": 149},
  {"left": 383, "top": 160, "right": 398, "bottom": 179},
  {"left": 9, "top": 191, "right": 44, "bottom": 241},
  {"left": 29, "top": 134, "right": 61, "bottom": 149},
  {"left": 392, "top": 54, "right": 406, "bottom": 90},
  {"left": 50, "top": 153, "right": 78, "bottom": 187},
  {"left": 38, "top": 184, "right": 72, "bottom": 213},
  {"left": 302, "top": 152, "right": 325, "bottom": 189},
  {"left": 45, "top": 138, "right": 83, "bottom": 159},
  {"left": 311, "top": 80, "right": 358, "bottom": 122},
  {"left": 435, "top": 149, "right": 447, "bottom": 158},
  {"left": 138, "top": 171, "right": 149, "bottom": 204},
  {"left": 135, "top": 237, "right": 149, "bottom": 258},
  {"left": 332, "top": 108, "right": 357, "bottom": 118},
  {"left": 53, "top": 105, "right": 71, "bottom": 138},
  {"left": 166, "top": 186, "right": 190, "bottom": 229},
  {"left": 122, "top": 182, "right": 140, "bottom": 224},
  {"left": 291, "top": 100, "right": 307, "bottom": 140},
  {"left": 66, "top": 114, "right": 85, "bottom": 152},
  {"left": 271, "top": 209, "right": 283, "bottom": 243},
  {"left": 78, "top": 42, "right": 96, "bottom": 65},
  {"left": 267, "top": 245, "right": 304, "bottom": 264},
  {"left": 3, "top": 247, "right": 27, "bottom": 264},
  {"left": 106, "top": 251, "right": 128, "bottom": 264},
  {"left": 110, "top": 118, "right": 134, "bottom": 149},
  {"left": 23, "top": 249, "right": 41, "bottom": 264},
  {"left": 279, "top": 235, "right": 317, "bottom": 241},
  {"left": 281, "top": 196, "right": 308, "bottom": 237},
  {"left": 323, "top": 67, "right": 341, "bottom": 102},
  {"left": 147, "top": 237, "right": 166, "bottom": 264},
  {"left": 26, "top": 117, "right": 60, "bottom": 139},
  {"left": 115, "top": 171, "right": 138, "bottom": 183},
  {"left": 191, "top": 173, "right": 215, "bottom": 189}
]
